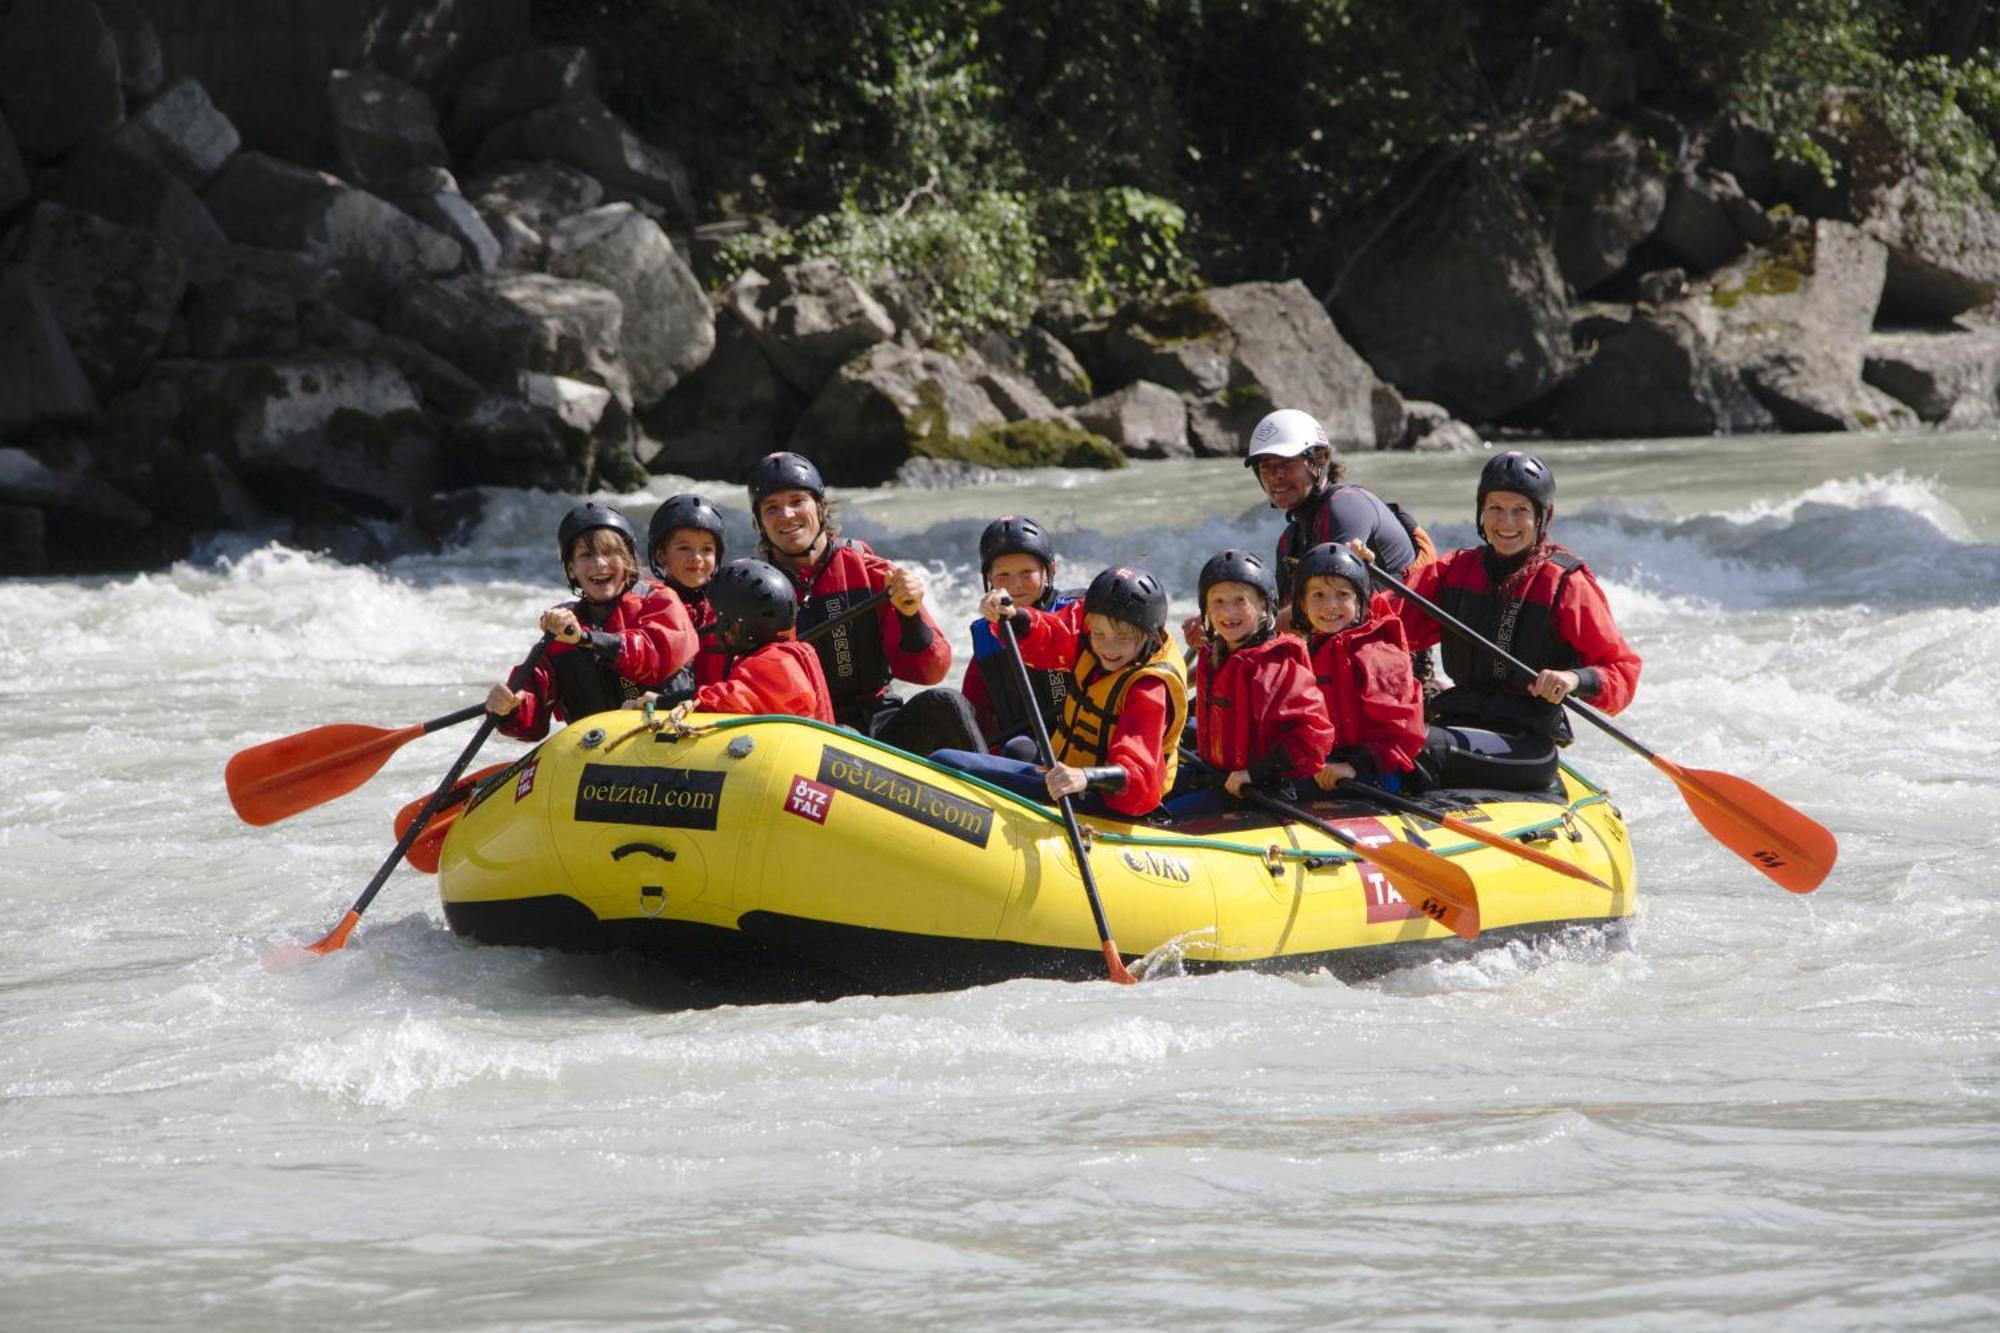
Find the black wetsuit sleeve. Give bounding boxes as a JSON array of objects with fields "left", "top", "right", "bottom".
[
  {"left": 897, "top": 611, "right": 935, "bottom": 652},
  {"left": 1325, "top": 489, "right": 1417, "bottom": 572}
]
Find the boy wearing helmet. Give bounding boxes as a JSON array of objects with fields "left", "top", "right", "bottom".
[
  {"left": 747, "top": 452, "right": 978, "bottom": 753},
  {"left": 1169, "top": 548, "right": 1335, "bottom": 818},
  {"left": 930, "top": 566, "right": 1189, "bottom": 819},
  {"left": 646, "top": 492, "right": 730, "bottom": 706},
  {"left": 644, "top": 559, "right": 835, "bottom": 722},
  {"left": 960, "top": 515, "right": 1074, "bottom": 756},
  {"left": 1291, "top": 543, "right": 1425, "bottom": 793},
  {"left": 487, "top": 502, "right": 701, "bottom": 740},
  {"left": 1369, "top": 450, "right": 1641, "bottom": 792}
]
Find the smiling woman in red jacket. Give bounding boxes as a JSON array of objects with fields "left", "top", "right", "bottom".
[
  {"left": 1380, "top": 451, "right": 1641, "bottom": 793},
  {"left": 1291, "top": 542, "right": 1425, "bottom": 794}
]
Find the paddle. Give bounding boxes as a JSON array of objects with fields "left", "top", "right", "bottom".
[
  {"left": 1178, "top": 750, "right": 1479, "bottom": 941},
  {"left": 393, "top": 762, "right": 510, "bottom": 874},
  {"left": 1367, "top": 562, "right": 1837, "bottom": 894},
  {"left": 801, "top": 589, "right": 892, "bottom": 642},
  {"left": 226, "top": 702, "right": 486, "bottom": 826},
  {"left": 1332, "top": 779, "right": 1612, "bottom": 890},
  {"left": 995, "top": 607, "right": 1137, "bottom": 984},
  {"left": 298, "top": 636, "right": 553, "bottom": 957}
]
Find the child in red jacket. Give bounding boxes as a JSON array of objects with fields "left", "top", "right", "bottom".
[
  {"left": 488, "top": 502, "right": 699, "bottom": 740},
  {"left": 1168, "top": 548, "right": 1335, "bottom": 818},
  {"left": 656, "top": 559, "right": 835, "bottom": 722},
  {"left": 1291, "top": 542, "right": 1424, "bottom": 794}
]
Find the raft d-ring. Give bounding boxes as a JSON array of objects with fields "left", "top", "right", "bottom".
[
  {"left": 1263, "top": 843, "right": 1285, "bottom": 876},
  {"left": 1562, "top": 808, "right": 1582, "bottom": 842},
  {"left": 1076, "top": 822, "right": 1095, "bottom": 853}
]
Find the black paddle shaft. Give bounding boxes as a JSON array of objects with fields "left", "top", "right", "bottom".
[
  {"left": 344, "top": 636, "right": 552, "bottom": 922},
  {"left": 995, "top": 612, "right": 1123, "bottom": 955},
  {"left": 1366, "top": 564, "right": 1657, "bottom": 762}
]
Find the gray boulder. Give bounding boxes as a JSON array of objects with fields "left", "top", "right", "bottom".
[
  {"left": 186, "top": 354, "right": 437, "bottom": 516},
  {"left": 546, "top": 204, "right": 714, "bottom": 406},
  {"left": 203, "top": 153, "right": 461, "bottom": 313},
  {"left": 382, "top": 168, "right": 502, "bottom": 274},
  {"left": 1328, "top": 153, "right": 1574, "bottom": 422},
  {"left": 181, "top": 271, "right": 299, "bottom": 360},
  {"left": 788, "top": 343, "right": 1009, "bottom": 484},
  {"left": 0, "top": 0, "right": 123, "bottom": 159},
  {"left": 1100, "top": 305, "right": 1233, "bottom": 396},
  {"left": 642, "top": 316, "right": 806, "bottom": 480},
  {"left": 1863, "top": 329, "right": 2000, "bottom": 428},
  {"left": 1536, "top": 116, "right": 1669, "bottom": 294},
  {"left": 463, "top": 159, "right": 605, "bottom": 236},
  {"left": 97, "top": 0, "right": 164, "bottom": 100},
  {"left": 0, "top": 267, "right": 98, "bottom": 431},
  {"left": 48, "top": 139, "right": 229, "bottom": 258},
  {"left": 1075, "top": 380, "right": 1190, "bottom": 459},
  {"left": 448, "top": 46, "right": 598, "bottom": 151},
  {"left": 1022, "top": 326, "right": 1093, "bottom": 407},
  {"left": 107, "top": 77, "right": 239, "bottom": 188},
  {"left": 446, "top": 395, "right": 593, "bottom": 491},
  {"left": 385, "top": 272, "right": 630, "bottom": 405},
  {"left": 327, "top": 67, "right": 449, "bottom": 187},
  {"left": 1, "top": 112, "right": 31, "bottom": 217},
  {"left": 491, "top": 213, "right": 544, "bottom": 271},
  {"left": 0, "top": 447, "right": 151, "bottom": 533},
  {"left": 8, "top": 202, "right": 185, "bottom": 397},
  {"left": 728, "top": 260, "right": 897, "bottom": 397},
  {"left": 1854, "top": 170, "right": 2000, "bottom": 324},
  {"left": 1399, "top": 399, "right": 1482, "bottom": 452},
  {"left": 1550, "top": 304, "right": 1776, "bottom": 436},
  {"left": 1652, "top": 168, "right": 1750, "bottom": 273},
  {"left": 473, "top": 97, "right": 693, "bottom": 221},
  {"left": 1715, "top": 221, "right": 1891, "bottom": 430}
]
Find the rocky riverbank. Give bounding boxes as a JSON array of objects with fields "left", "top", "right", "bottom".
[{"left": 2, "top": 1, "right": 1996, "bottom": 576}]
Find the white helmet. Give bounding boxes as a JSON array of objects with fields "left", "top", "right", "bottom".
[{"left": 1243, "top": 409, "right": 1329, "bottom": 468}]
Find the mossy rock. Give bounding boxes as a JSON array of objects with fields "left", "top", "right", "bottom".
[
  {"left": 1124, "top": 290, "right": 1227, "bottom": 347},
  {"left": 914, "top": 418, "right": 1125, "bottom": 471}
]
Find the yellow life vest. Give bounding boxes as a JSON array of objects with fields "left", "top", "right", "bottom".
[{"left": 1054, "top": 637, "right": 1189, "bottom": 794}]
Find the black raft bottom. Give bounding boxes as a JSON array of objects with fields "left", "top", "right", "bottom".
[{"left": 444, "top": 896, "right": 1630, "bottom": 999}]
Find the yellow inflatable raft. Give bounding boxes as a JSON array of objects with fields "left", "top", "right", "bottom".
[{"left": 437, "top": 710, "right": 1636, "bottom": 991}]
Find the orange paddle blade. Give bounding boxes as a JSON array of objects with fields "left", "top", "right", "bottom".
[
  {"left": 1368, "top": 839, "right": 1481, "bottom": 941},
  {"left": 1427, "top": 811, "right": 1611, "bottom": 890},
  {"left": 1657, "top": 759, "right": 1838, "bottom": 894},
  {"left": 1102, "top": 939, "right": 1138, "bottom": 985},
  {"left": 393, "top": 763, "right": 507, "bottom": 873},
  {"left": 226, "top": 722, "right": 424, "bottom": 826},
  {"left": 306, "top": 909, "right": 362, "bottom": 955}
]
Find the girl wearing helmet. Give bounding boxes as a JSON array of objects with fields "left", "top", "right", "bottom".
[
  {"left": 960, "top": 515, "right": 1075, "bottom": 756},
  {"left": 747, "top": 451, "right": 976, "bottom": 753},
  {"left": 930, "top": 566, "right": 1189, "bottom": 819},
  {"left": 1371, "top": 450, "right": 1641, "bottom": 792},
  {"left": 1168, "top": 548, "right": 1336, "bottom": 818},
  {"left": 645, "top": 559, "right": 835, "bottom": 723},
  {"left": 1290, "top": 543, "right": 1425, "bottom": 794},
  {"left": 487, "top": 502, "right": 701, "bottom": 740},
  {"left": 645, "top": 492, "right": 731, "bottom": 706}
]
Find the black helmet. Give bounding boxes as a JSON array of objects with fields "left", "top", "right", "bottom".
[
  {"left": 1083, "top": 566, "right": 1169, "bottom": 636},
  {"left": 978, "top": 515, "right": 1055, "bottom": 577},
  {"left": 1198, "top": 548, "right": 1279, "bottom": 613},
  {"left": 706, "top": 559, "right": 798, "bottom": 646},
  {"left": 556, "top": 502, "right": 638, "bottom": 578},
  {"left": 647, "top": 493, "right": 727, "bottom": 577},
  {"left": 747, "top": 451, "right": 825, "bottom": 504},
  {"left": 1289, "top": 542, "right": 1372, "bottom": 630},
  {"left": 1476, "top": 450, "right": 1556, "bottom": 528}
]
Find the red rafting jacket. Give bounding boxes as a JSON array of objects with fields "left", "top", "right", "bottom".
[
  {"left": 1193, "top": 631, "right": 1336, "bottom": 780},
  {"left": 692, "top": 637, "right": 836, "bottom": 722},
  {"left": 1014, "top": 601, "right": 1174, "bottom": 817},
  {"left": 499, "top": 581, "right": 700, "bottom": 741},
  {"left": 784, "top": 538, "right": 951, "bottom": 719},
  {"left": 1395, "top": 544, "right": 1641, "bottom": 732},
  {"left": 1307, "top": 604, "right": 1425, "bottom": 776}
]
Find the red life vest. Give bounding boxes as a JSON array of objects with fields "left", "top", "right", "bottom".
[
  {"left": 1307, "top": 611, "right": 1425, "bottom": 775},
  {"left": 1193, "top": 631, "right": 1337, "bottom": 778}
]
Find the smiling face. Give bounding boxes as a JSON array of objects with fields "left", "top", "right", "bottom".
[
  {"left": 1302, "top": 575, "right": 1362, "bottom": 633},
  {"left": 1253, "top": 453, "right": 1319, "bottom": 511},
  {"left": 757, "top": 489, "right": 824, "bottom": 559},
  {"left": 1085, "top": 612, "right": 1148, "bottom": 670},
  {"left": 566, "top": 530, "right": 638, "bottom": 604},
  {"left": 655, "top": 529, "right": 720, "bottom": 591},
  {"left": 1204, "top": 581, "right": 1266, "bottom": 647},
  {"left": 986, "top": 552, "right": 1051, "bottom": 606},
  {"left": 1479, "top": 490, "right": 1542, "bottom": 558}
]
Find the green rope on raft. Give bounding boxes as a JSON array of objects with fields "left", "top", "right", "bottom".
[{"left": 664, "top": 713, "right": 1610, "bottom": 870}]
